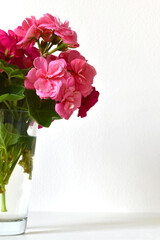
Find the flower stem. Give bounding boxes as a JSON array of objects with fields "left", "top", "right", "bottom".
[
  {"left": 46, "top": 42, "right": 67, "bottom": 56},
  {"left": 37, "top": 39, "right": 42, "bottom": 54},
  {"left": 1, "top": 192, "right": 7, "bottom": 212},
  {"left": 3, "top": 101, "right": 17, "bottom": 119},
  {"left": 4, "top": 148, "right": 8, "bottom": 172},
  {"left": 4, "top": 147, "right": 22, "bottom": 185}
]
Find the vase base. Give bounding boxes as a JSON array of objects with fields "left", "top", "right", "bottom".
[{"left": 0, "top": 217, "right": 27, "bottom": 235}]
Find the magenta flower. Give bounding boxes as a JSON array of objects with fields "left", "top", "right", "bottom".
[
  {"left": 23, "top": 46, "right": 40, "bottom": 68},
  {"left": 0, "top": 30, "right": 20, "bottom": 61},
  {"left": 78, "top": 87, "right": 99, "bottom": 118},
  {"left": 0, "top": 29, "right": 39, "bottom": 68}
]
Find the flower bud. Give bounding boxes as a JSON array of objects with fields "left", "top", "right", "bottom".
[
  {"left": 50, "top": 33, "right": 61, "bottom": 45},
  {"left": 58, "top": 42, "right": 68, "bottom": 51},
  {"left": 40, "top": 40, "right": 47, "bottom": 50}
]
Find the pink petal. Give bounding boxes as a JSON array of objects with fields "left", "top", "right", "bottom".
[
  {"left": 33, "top": 57, "right": 48, "bottom": 74},
  {"left": 48, "top": 59, "right": 66, "bottom": 78},
  {"left": 27, "top": 68, "right": 37, "bottom": 83},
  {"left": 24, "top": 68, "right": 37, "bottom": 89},
  {"left": 34, "top": 78, "right": 51, "bottom": 92}
]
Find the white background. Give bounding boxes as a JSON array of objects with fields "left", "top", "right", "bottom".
[{"left": 1, "top": 0, "right": 160, "bottom": 212}]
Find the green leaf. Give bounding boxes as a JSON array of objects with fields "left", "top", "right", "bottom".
[
  {"left": 0, "top": 60, "right": 19, "bottom": 69},
  {"left": 0, "top": 123, "right": 20, "bottom": 151},
  {"left": 0, "top": 59, "right": 19, "bottom": 67},
  {"left": 0, "top": 60, "right": 29, "bottom": 80},
  {"left": 25, "top": 90, "right": 61, "bottom": 127},
  {"left": 0, "top": 85, "right": 25, "bottom": 102},
  {"left": 18, "top": 150, "right": 33, "bottom": 179},
  {"left": 18, "top": 134, "right": 36, "bottom": 178},
  {"left": 0, "top": 66, "right": 25, "bottom": 80},
  {"left": 0, "top": 72, "right": 8, "bottom": 95},
  {"left": 18, "top": 135, "right": 36, "bottom": 152},
  {"left": 21, "top": 68, "right": 31, "bottom": 76}
]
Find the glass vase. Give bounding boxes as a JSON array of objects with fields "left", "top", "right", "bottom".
[{"left": 0, "top": 109, "right": 37, "bottom": 235}]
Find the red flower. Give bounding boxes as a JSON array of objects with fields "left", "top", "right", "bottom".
[
  {"left": 0, "top": 29, "right": 39, "bottom": 68},
  {"left": 78, "top": 87, "right": 99, "bottom": 118}
]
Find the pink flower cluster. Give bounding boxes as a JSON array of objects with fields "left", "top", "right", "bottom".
[
  {"left": 15, "top": 13, "right": 78, "bottom": 49},
  {"left": 25, "top": 50, "right": 98, "bottom": 119},
  {"left": 0, "top": 13, "right": 99, "bottom": 120}
]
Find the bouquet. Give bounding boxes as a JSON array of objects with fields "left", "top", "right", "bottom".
[{"left": 0, "top": 13, "right": 99, "bottom": 212}]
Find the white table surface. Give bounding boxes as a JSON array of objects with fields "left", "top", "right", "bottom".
[{"left": 1, "top": 212, "right": 160, "bottom": 239}]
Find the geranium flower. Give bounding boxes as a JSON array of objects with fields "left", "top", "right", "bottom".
[
  {"left": 0, "top": 29, "right": 39, "bottom": 68},
  {"left": 59, "top": 50, "right": 96, "bottom": 97},
  {"left": 59, "top": 50, "right": 85, "bottom": 70},
  {"left": 15, "top": 13, "right": 79, "bottom": 49},
  {"left": 78, "top": 87, "right": 99, "bottom": 118},
  {"left": 25, "top": 56, "right": 74, "bottom": 101},
  {"left": 55, "top": 88, "right": 81, "bottom": 119},
  {"left": 15, "top": 16, "right": 41, "bottom": 49},
  {"left": 0, "top": 13, "right": 98, "bottom": 123},
  {"left": 70, "top": 59, "right": 96, "bottom": 97},
  {"left": 39, "top": 13, "right": 79, "bottom": 47}
]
